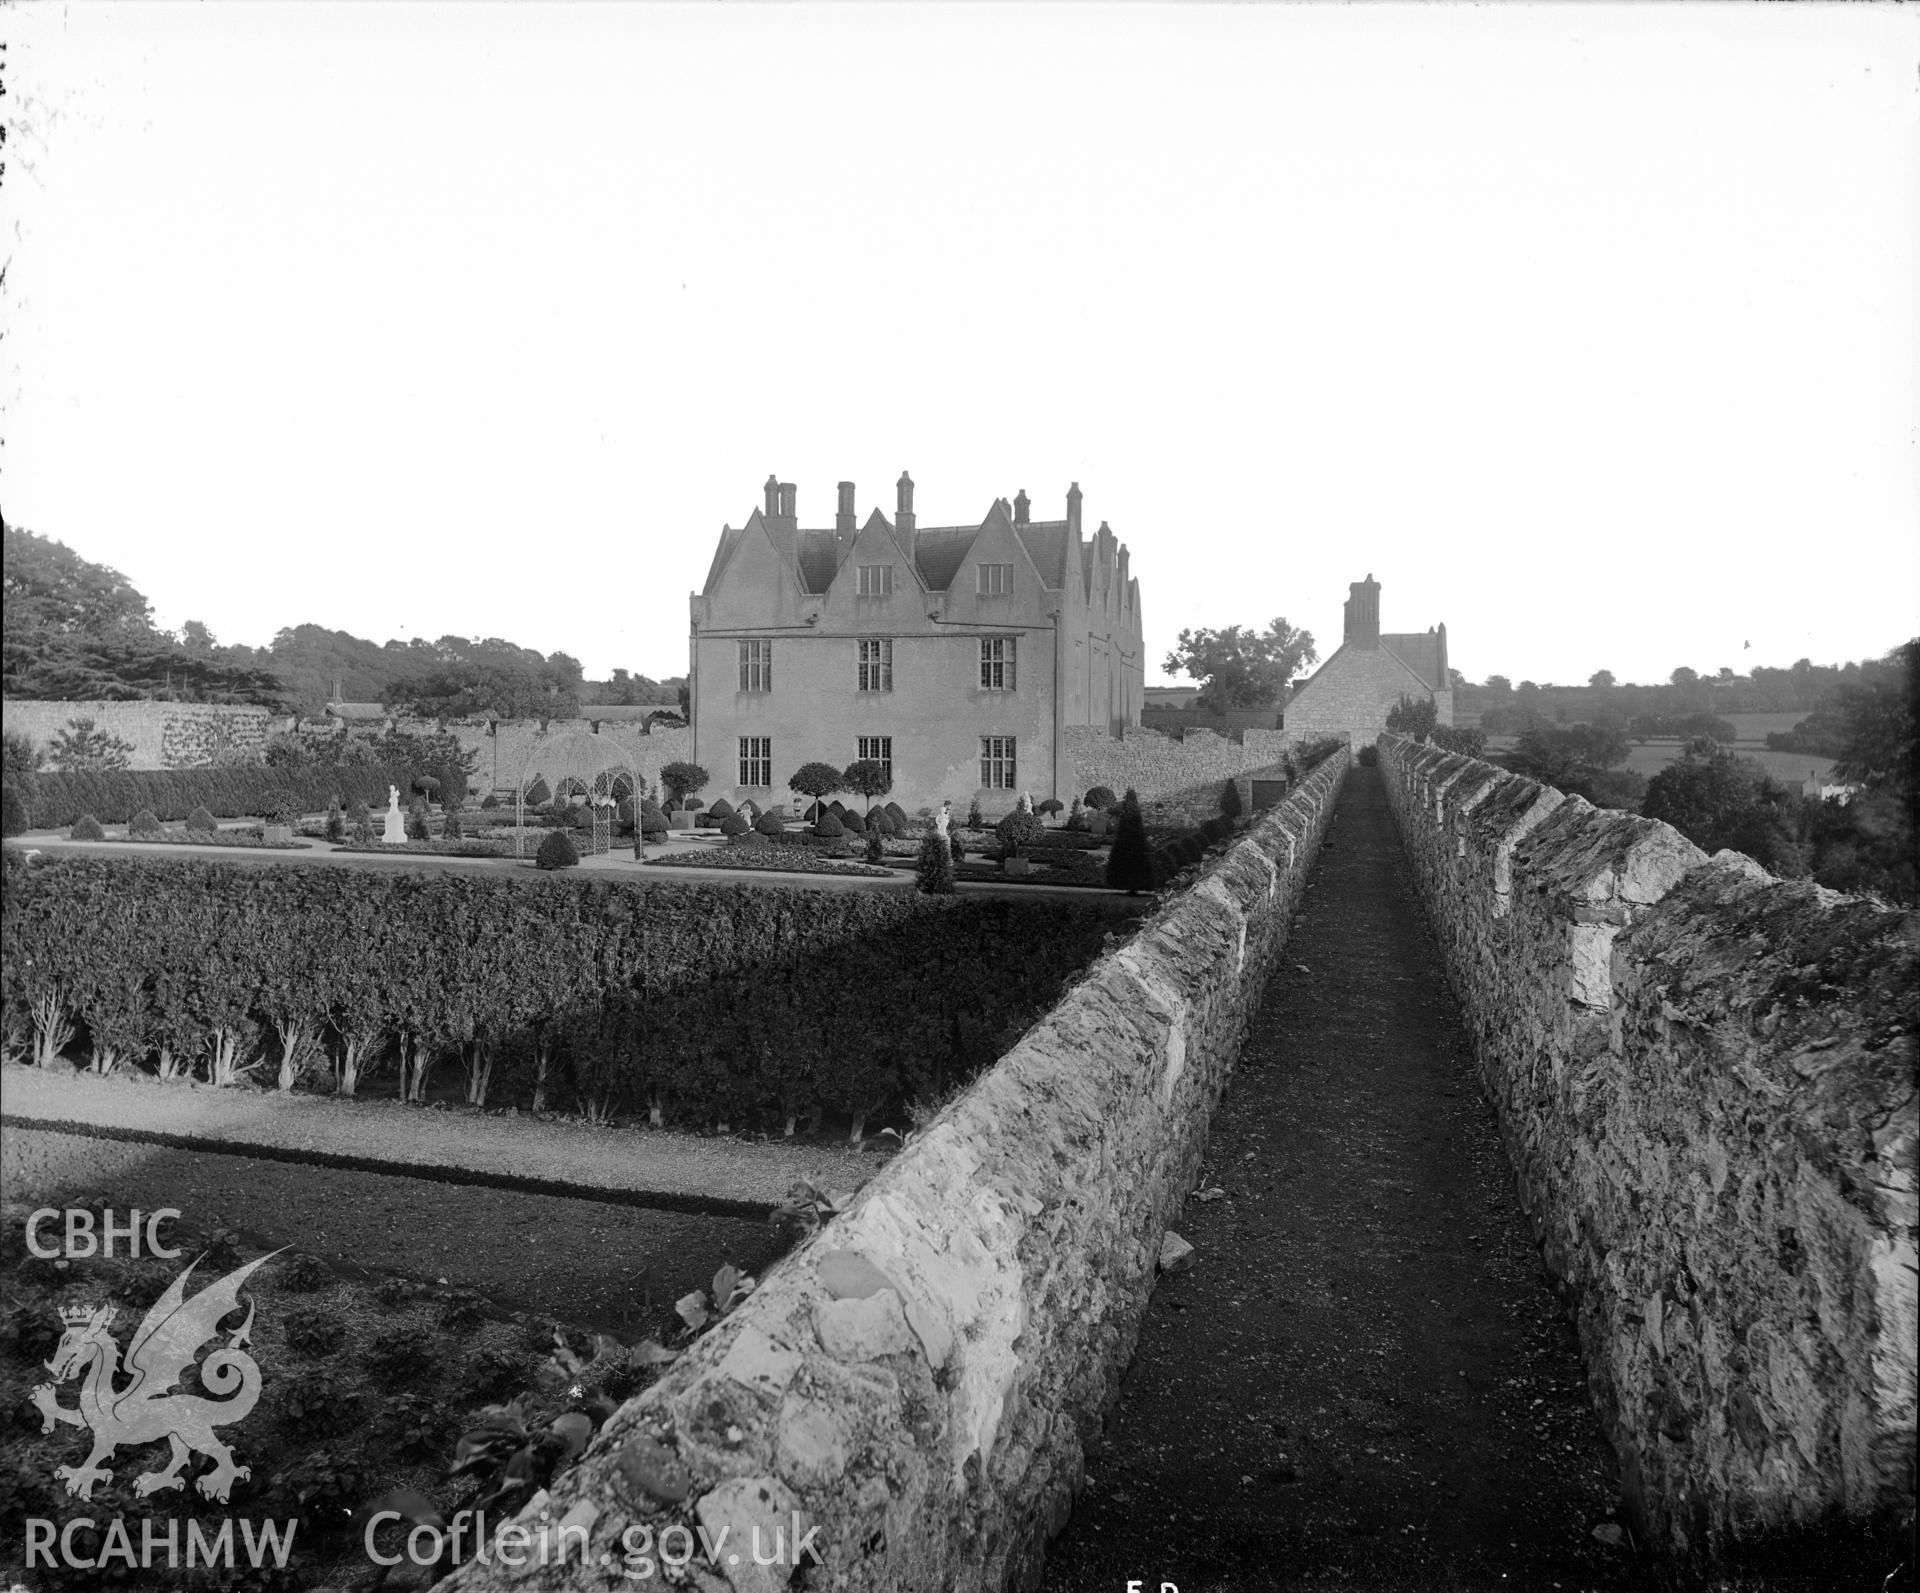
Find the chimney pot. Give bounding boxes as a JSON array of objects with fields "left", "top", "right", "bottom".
[
  {"left": 778, "top": 482, "right": 796, "bottom": 522},
  {"left": 1013, "top": 489, "right": 1030, "bottom": 526},
  {"left": 764, "top": 475, "right": 780, "bottom": 518},
  {"left": 897, "top": 471, "right": 916, "bottom": 534},
  {"left": 836, "top": 481, "right": 856, "bottom": 535},
  {"left": 1066, "top": 482, "right": 1083, "bottom": 537}
]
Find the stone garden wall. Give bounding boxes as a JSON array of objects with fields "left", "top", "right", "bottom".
[
  {"left": 441, "top": 718, "right": 694, "bottom": 799},
  {"left": 1376, "top": 733, "right": 1916, "bottom": 1554},
  {"left": 1, "top": 699, "right": 282, "bottom": 770},
  {"left": 1066, "top": 723, "right": 1295, "bottom": 817},
  {"left": 447, "top": 748, "right": 1350, "bottom": 1593}
]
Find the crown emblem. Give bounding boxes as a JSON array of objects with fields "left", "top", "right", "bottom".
[{"left": 58, "top": 1302, "right": 115, "bottom": 1327}]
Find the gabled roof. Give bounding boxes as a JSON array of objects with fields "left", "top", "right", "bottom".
[
  {"left": 1382, "top": 632, "right": 1445, "bottom": 688},
  {"left": 1014, "top": 520, "right": 1071, "bottom": 588},
  {"left": 1291, "top": 640, "right": 1435, "bottom": 699},
  {"left": 702, "top": 525, "right": 743, "bottom": 595},
  {"left": 912, "top": 525, "right": 978, "bottom": 593},
  {"left": 796, "top": 530, "right": 842, "bottom": 595}
]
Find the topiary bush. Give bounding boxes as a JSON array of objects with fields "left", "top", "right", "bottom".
[
  {"left": 406, "top": 802, "right": 431, "bottom": 842},
  {"left": 346, "top": 799, "right": 373, "bottom": 843},
  {"left": 640, "top": 799, "right": 668, "bottom": 838},
  {"left": 481, "top": 792, "right": 500, "bottom": 810},
  {"left": 812, "top": 812, "right": 845, "bottom": 839},
  {"left": 0, "top": 783, "right": 27, "bottom": 838},
  {"left": 324, "top": 797, "right": 346, "bottom": 842},
  {"left": 536, "top": 829, "right": 580, "bottom": 870},
  {"left": 916, "top": 827, "right": 956, "bottom": 894},
  {"left": 996, "top": 808, "right": 1040, "bottom": 859},
  {"left": 885, "top": 801, "right": 908, "bottom": 827},
  {"left": 839, "top": 809, "right": 865, "bottom": 835},
  {"left": 129, "top": 807, "right": 163, "bottom": 836},
  {"left": 864, "top": 831, "right": 885, "bottom": 863},
  {"left": 70, "top": 814, "right": 106, "bottom": 841},
  {"left": 1358, "top": 744, "right": 1379, "bottom": 768},
  {"left": 754, "top": 811, "right": 788, "bottom": 838},
  {"left": 571, "top": 804, "right": 595, "bottom": 832},
  {"left": 707, "top": 796, "right": 735, "bottom": 821},
  {"left": 950, "top": 827, "right": 966, "bottom": 863},
  {"left": 185, "top": 805, "right": 219, "bottom": 834},
  {"left": 1219, "top": 776, "right": 1244, "bottom": 821},
  {"left": 442, "top": 807, "right": 464, "bottom": 840},
  {"left": 719, "top": 813, "right": 751, "bottom": 837},
  {"left": 1105, "top": 788, "right": 1156, "bottom": 894},
  {"left": 1083, "top": 786, "right": 1117, "bottom": 811},
  {"left": 966, "top": 797, "right": 984, "bottom": 829},
  {"left": 524, "top": 777, "right": 552, "bottom": 808}
]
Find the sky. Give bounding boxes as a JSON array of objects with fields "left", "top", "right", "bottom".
[{"left": 6, "top": 2, "right": 1917, "bottom": 691}]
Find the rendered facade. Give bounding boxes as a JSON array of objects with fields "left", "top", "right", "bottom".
[
  {"left": 1284, "top": 575, "right": 1454, "bottom": 744},
  {"left": 689, "top": 474, "right": 1144, "bottom": 814}
]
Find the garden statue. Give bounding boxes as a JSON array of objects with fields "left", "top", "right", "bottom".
[
  {"left": 1018, "top": 791, "right": 1034, "bottom": 815},
  {"left": 933, "top": 801, "right": 950, "bottom": 836},
  {"left": 381, "top": 785, "right": 407, "bottom": 844}
]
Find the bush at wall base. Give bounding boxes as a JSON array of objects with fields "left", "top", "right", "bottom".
[
  {"left": 0, "top": 783, "right": 25, "bottom": 838},
  {"left": 536, "top": 829, "right": 580, "bottom": 870},
  {"left": 1105, "top": 789, "right": 1157, "bottom": 894},
  {"left": 70, "top": 814, "right": 106, "bottom": 841},
  {"left": 185, "top": 806, "right": 219, "bottom": 834},
  {"left": 1358, "top": 745, "right": 1379, "bottom": 767},
  {"left": 130, "top": 808, "right": 163, "bottom": 836}
]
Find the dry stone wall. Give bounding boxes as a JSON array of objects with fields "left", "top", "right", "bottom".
[
  {"left": 1066, "top": 723, "right": 1292, "bottom": 815},
  {"left": 1377, "top": 733, "right": 1916, "bottom": 1555},
  {"left": 447, "top": 748, "right": 1349, "bottom": 1593}
]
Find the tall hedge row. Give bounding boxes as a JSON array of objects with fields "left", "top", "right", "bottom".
[
  {"left": 0, "top": 853, "right": 1114, "bottom": 1131},
  {"left": 1, "top": 762, "right": 465, "bottom": 830}
]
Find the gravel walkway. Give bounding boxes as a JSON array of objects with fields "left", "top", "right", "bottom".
[
  {"left": 2, "top": 1064, "right": 882, "bottom": 1214},
  {"left": 1042, "top": 764, "right": 1652, "bottom": 1593}
]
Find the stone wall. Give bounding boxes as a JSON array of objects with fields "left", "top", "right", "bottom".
[
  {"left": 1066, "top": 723, "right": 1294, "bottom": 816},
  {"left": 1, "top": 699, "right": 282, "bottom": 770},
  {"left": 1377, "top": 734, "right": 1916, "bottom": 1554},
  {"left": 447, "top": 748, "right": 1350, "bottom": 1593},
  {"left": 443, "top": 719, "right": 694, "bottom": 799}
]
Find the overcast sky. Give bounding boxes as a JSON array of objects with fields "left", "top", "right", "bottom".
[{"left": 7, "top": 3, "right": 1917, "bottom": 689}]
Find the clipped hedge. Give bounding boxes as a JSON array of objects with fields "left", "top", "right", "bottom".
[
  {"left": 1, "top": 854, "right": 1117, "bottom": 1131},
  {"left": 4, "top": 761, "right": 464, "bottom": 830}
]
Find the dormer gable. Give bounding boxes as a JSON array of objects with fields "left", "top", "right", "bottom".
[
  {"left": 704, "top": 505, "right": 810, "bottom": 610},
  {"left": 827, "top": 510, "right": 929, "bottom": 601}
]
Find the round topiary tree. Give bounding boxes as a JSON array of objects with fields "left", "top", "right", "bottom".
[
  {"left": 1084, "top": 786, "right": 1117, "bottom": 811},
  {"left": 916, "top": 826, "right": 956, "bottom": 894},
  {"left": 659, "top": 761, "right": 710, "bottom": 814},
  {"left": 130, "top": 807, "right": 164, "bottom": 837},
  {"left": 843, "top": 757, "right": 892, "bottom": 821},
  {"left": 535, "top": 828, "right": 580, "bottom": 870},
  {"left": 1037, "top": 798, "right": 1064, "bottom": 820},
  {"left": 1105, "top": 788, "right": 1156, "bottom": 894},
  {"left": 788, "top": 762, "right": 844, "bottom": 823},
  {"left": 996, "top": 807, "right": 1040, "bottom": 860},
  {"left": 1219, "top": 776, "right": 1245, "bottom": 821},
  {"left": 412, "top": 775, "right": 441, "bottom": 801},
  {"left": 71, "top": 813, "right": 107, "bottom": 841},
  {"left": 186, "top": 806, "right": 219, "bottom": 834}
]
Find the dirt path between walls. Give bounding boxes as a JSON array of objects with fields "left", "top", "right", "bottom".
[
  {"left": 3, "top": 1125, "right": 787, "bottom": 1337},
  {"left": 1041, "top": 763, "right": 1655, "bottom": 1593}
]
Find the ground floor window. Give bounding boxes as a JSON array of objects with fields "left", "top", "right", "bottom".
[
  {"left": 980, "top": 735, "right": 1016, "bottom": 789},
  {"left": 739, "top": 736, "right": 771, "bottom": 787},
  {"left": 857, "top": 735, "right": 892, "bottom": 784}
]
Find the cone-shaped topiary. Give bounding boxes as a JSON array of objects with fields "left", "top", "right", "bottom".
[
  {"left": 916, "top": 826, "right": 956, "bottom": 893},
  {"left": 707, "top": 796, "right": 735, "bottom": 820},
  {"left": 481, "top": 792, "right": 500, "bottom": 810},
  {"left": 640, "top": 800, "right": 669, "bottom": 837},
  {"left": 864, "top": 830, "right": 885, "bottom": 863},
  {"left": 1105, "top": 788, "right": 1156, "bottom": 894},
  {"left": 185, "top": 806, "right": 219, "bottom": 834},
  {"left": 524, "top": 777, "right": 552, "bottom": 808},
  {"left": 406, "top": 802, "right": 431, "bottom": 841},
  {"left": 720, "top": 813, "right": 750, "bottom": 837},
  {"left": 130, "top": 808, "right": 163, "bottom": 836},
  {"left": 1219, "top": 776, "right": 1244, "bottom": 821},
  {"left": 812, "top": 811, "right": 845, "bottom": 838},
  {"left": 839, "top": 809, "right": 865, "bottom": 835},
  {"left": 536, "top": 828, "right": 579, "bottom": 870},
  {"left": 754, "top": 811, "right": 788, "bottom": 837},
  {"left": 71, "top": 813, "right": 107, "bottom": 841},
  {"left": 966, "top": 797, "right": 984, "bottom": 829}
]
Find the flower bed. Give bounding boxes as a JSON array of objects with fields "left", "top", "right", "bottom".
[
  {"left": 648, "top": 846, "right": 891, "bottom": 878},
  {"left": 331, "top": 838, "right": 517, "bottom": 858},
  {"left": 111, "top": 828, "right": 307, "bottom": 850}
]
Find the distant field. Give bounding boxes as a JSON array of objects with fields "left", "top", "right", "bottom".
[
  {"left": 1725, "top": 711, "right": 1813, "bottom": 742},
  {"left": 1622, "top": 744, "right": 1836, "bottom": 787}
]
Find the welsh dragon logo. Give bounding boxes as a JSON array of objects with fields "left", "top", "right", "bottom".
[{"left": 31, "top": 1248, "right": 283, "bottom": 1503}]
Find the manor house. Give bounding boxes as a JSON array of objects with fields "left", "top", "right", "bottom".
[
  {"left": 1283, "top": 575, "right": 1453, "bottom": 744},
  {"left": 688, "top": 474, "right": 1144, "bottom": 815}
]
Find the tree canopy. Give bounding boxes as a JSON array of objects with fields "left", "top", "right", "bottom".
[{"left": 1163, "top": 617, "right": 1317, "bottom": 711}]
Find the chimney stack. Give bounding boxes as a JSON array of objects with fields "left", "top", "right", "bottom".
[
  {"left": 777, "top": 482, "right": 796, "bottom": 523},
  {"left": 836, "top": 481, "right": 856, "bottom": 535},
  {"left": 1343, "top": 573, "right": 1382, "bottom": 648},
  {"left": 1013, "top": 489, "right": 1030, "bottom": 526},
  {"left": 1066, "top": 482, "right": 1083, "bottom": 538},
  {"left": 896, "top": 471, "right": 916, "bottom": 535},
  {"left": 763, "top": 475, "right": 780, "bottom": 519}
]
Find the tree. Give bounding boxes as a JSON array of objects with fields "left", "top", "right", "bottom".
[
  {"left": 1163, "top": 618, "right": 1317, "bottom": 711},
  {"left": 2, "top": 526, "right": 155, "bottom": 637},
  {"left": 2, "top": 730, "right": 43, "bottom": 773},
  {"left": 180, "top": 619, "right": 218, "bottom": 654},
  {"left": 915, "top": 826, "right": 956, "bottom": 894},
  {"left": 1484, "top": 675, "right": 1512, "bottom": 694},
  {"left": 843, "top": 758, "right": 892, "bottom": 818},
  {"left": 658, "top": 761, "right": 710, "bottom": 812},
  {"left": 1104, "top": 789, "right": 1156, "bottom": 894},
  {"left": 788, "top": 762, "right": 844, "bottom": 822},
  {"left": 1385, "top": 694, "right": 1438, "bottom": 742},
  {"left": 1641, "top": 744, "right": 1806, "bottom": 876},
  {"left": 1504, "top": 723, "right": 1630, "bottom": 794},
  {"left": 1218, "top": 776, "right": 1243, "bottom": 821},
  {"left": 1588, "top": 669, "right": 1616, "bottom": 691},
  {"left": 1670, "top": 666, "right": 1700, "bottom": 688},
  {"left": 48, "top": 717, "right": 135, "bottom": 773}
]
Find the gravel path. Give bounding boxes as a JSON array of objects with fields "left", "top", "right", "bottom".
[
  {"left": 2, "top": 1064, "right": 882, "bottom": 1213},
  {"left": 1042, "top": 764, "right": 1652, "bottom": 1593},
  {"left": 3, "top": 1126, "right": 783, "bottom": 1333}
]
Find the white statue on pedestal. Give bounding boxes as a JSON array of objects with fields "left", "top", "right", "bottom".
[
  {"left": 381, "top": 784, "right": 407, "bottom": 844},
  {"left": 933, "top": 801, "right": 951, "bottom": 837}
]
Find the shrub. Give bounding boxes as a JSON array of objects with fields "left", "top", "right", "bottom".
[
  {"left": 282, "top": 1307, "right": 345, "bottom": 1357},
  {"left": 524, "top": 777, "right": 552, "bottom": 808},
  {"left": 864, "top": 831, "right": 885, "bottom": 863},
  {"left": 1358, "top": 745, "right": 1379, "bottom": 767},
  {"left": 659, "top": 761, "right": 710, "bottom": 810},
  {"left": 996, "top": 808, "right": 1040, "bottom": 858},
  {"left": 708, "top": 797, "right": 735, "bottom": 820},
  {"left": 129, "top": 807, "right": 163, "bottom": 836},
  {"left": 1105, "top": 789, "right": 1156, "bottom": 893},
  {"left": 916, "top": 828, "right": 956, "bottom": 894},
  {"left": 640, "top": 800, "right": 669, "bottom": 838},
  {"left": 412, "top": 774, "right": 441, "bottom": 800},
  {"left": 481, "top": 792, "right": 500, "bottom": 810},
  {"left": 406, "top": 803, "right": 431, "bottom": 842},
  {"left": 571, "top": 805, "right": 596, "bottom": 832},
  {"left": 267, "top": 790, "right": 303, "bottom": 826},
  {"left": 442, "top": 807, "right": 464, "bottom": 840},
  {"left": 754, "top": 811, "right": 788, "bottom": 837},
  {"left": 185, "top": 806, "right": 219, "bottom": 833},
  {"left": 719, "top": 813, "right": 750, "bottom": 837},
  {"left": 347, "top": 799, "right": 373, "bottom": 843},
  {"left": 277, "top": 1252, "right": 332, "bottom": 1293},
  {"left": 812, "top": 812, "right": 845, "bottom": 839},
  {"left": 839, "top": 809, "right": 865, "bottom": 835},
  {"left": 1064, "top": 795, "right": 1086, "bottom": 832},
  {"left": 966, "top": 797, "right": 984, "bottom": 829},
  {"left": 70, "top": 813, "right": 106, "bottom": 841},
  {"left": 0, "top": 782, "right": 26, "bottom": 838},
  {"left": 1197, "top": 817, "right": 1230, "bottom": 846},
  {"left": 1429, "top": 725, "right": 1488, "bottom": 759},
  {"left": 950, "top": 827, "right": 965, "bottom": 863},
  {"left": 1083, "top": 786, "right": 1118, "bottom": 811},
  {"left": 1219, "top": 777, "right": 1244, "bottom": 821},
  {"left": 536, "top": 829, "right": 580, "bottom": 870},
  {"left": 366, "top": 1325, "right": 434, "bottom": 1386},
  {"left": 324, "top": 797, "right": 346, "bottom": 842}
]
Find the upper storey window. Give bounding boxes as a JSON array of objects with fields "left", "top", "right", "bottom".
[
  {"left": 857, "top": 564, "right": 893, "bottom": 597},
  {"left": 738, "top": 640, "right": 772, "bottom": 692},
  {"left": 857, "top": 638, "right": 892, "bottom": 692},
  {"left": 979, "top": 637, "right": 1016, "bottom": 691},
  {"left": 977, "top": 563, "right": 1013, "bottom": 596}
]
